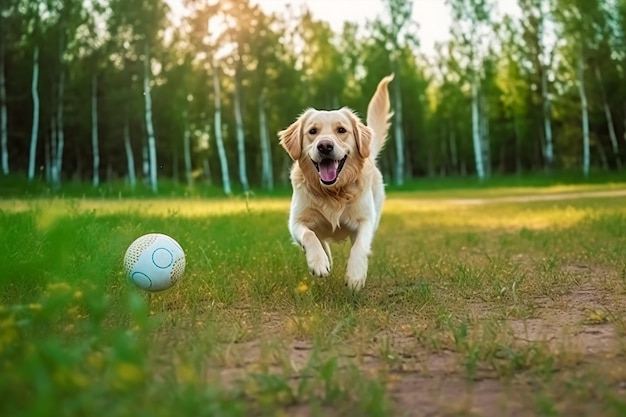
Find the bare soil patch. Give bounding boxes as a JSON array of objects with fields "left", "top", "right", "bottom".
[{"left": 208, "top": 261, "right": 626, "bottom": 416}]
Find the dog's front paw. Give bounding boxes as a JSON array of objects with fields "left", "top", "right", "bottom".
[
  {"left": 345, "top": 257, "right": 368, "bottom": 291},
  {"left": 306, "top": 249, "right": 331, "bottom": 277},
  {"left": 346, "top": 274, "right": 366, "bottom": 291}
]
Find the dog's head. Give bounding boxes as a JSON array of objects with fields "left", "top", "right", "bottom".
[{"left": 279, "top": 107, "right": 372, "bottom": 188}]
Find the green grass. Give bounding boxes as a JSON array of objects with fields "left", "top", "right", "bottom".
[
  {"left": 2, "top": 181, "right": 626, "bottom": 416},
  {"left": 2, "top": 170, "right": 626, "bottom": 199}
]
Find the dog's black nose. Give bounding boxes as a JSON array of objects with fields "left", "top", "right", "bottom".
[{"left": 317, "top": 140, "right": 334, "bottom": 155}]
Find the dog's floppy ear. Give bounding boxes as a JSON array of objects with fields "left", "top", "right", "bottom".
[
  {"left": 342, "top": 108, "right": 372, "bottom": 159},
  {"left": 279, "top": 109, "right": 314, "bottom": 161}
]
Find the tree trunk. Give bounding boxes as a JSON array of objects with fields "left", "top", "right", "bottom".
[
  {"left": 426, "top": 149, "right": 435, "bottom": 177},
  {"left": 45, "top": 136, "right": 51, "bottom": 183},
  {"left": 594, "top": 64, "right": 621, "bottom": 169},
  {"left": 392, "top": 66, "right": 405, "bottom": 186},
  {"left": 202, "top": 157, "right": 212, "bottom": 185},
  {"left": 123, "top": 116, "right": 136, "bottom": 189},
  {"left": 172, "top": 146, "right": 179, "bottom": 184},
  {"left": 0, "top": 39, "right": 8, "bottom": 175},
  {"left": 449, "top": 128, "right": 458, "bottom": 175},
  {"left": 141, "top": 118, "right": 149, "bottom": 183},
  {"left": 143, "top": 42, "right": 158, "bottom": 192},
  {"left": 27, "top": 46, "right": 40, "bottom": 181},
  {"left": 48, "top": 116, "right": 57, "bottom": 184},
  {"left": 233, "top": 74, "right": 249, "bottom": 192},
  {"left": 91, "top": 72, "right": 100, "bottom": 187},
  {"left": 541, "top": 64, "right": 554, "bottom": 170},
  {"left": 623, "top": 102, "right": 626, "bottom": 147},
  {"left": 182, "top": 110, "right": 193, "bottom": 187},
  {"left": 513, "top": 113, "right": 522, "bottom": 175},
  {"left": 212, "top": 63, "right": 232, "bottom": 195},
  {"left": 480, "top": 90, "right": 490, "bottom": 177},
  {"left": 53, "top": 38, "right": 65, "bottom": 188},
  {"left": 577, "top": 50, "right": 590, "bottom": 177},
  {"left": 440, "top": 126, "right": 447, "bottom": 176},
  {"left": 471, "top": 80, "right": 485, "bottom": 180},
  {"left": 258, "top": 92, "right": 273, "bottom": 190},
  {"left": 596, "top": 141, "right": 609, "bottom": 171}
]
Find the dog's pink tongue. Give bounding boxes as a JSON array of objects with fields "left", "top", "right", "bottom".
[{"left": 319, "top": 160, "right": 339, "bottom": 182}]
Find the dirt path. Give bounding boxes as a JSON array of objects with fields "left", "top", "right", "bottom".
[{"left": 448, "top": 188, "right": 626, "bottom": 205}]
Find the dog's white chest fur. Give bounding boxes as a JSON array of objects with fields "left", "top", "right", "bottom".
[{"left": 300, "top": 198, "right": 367, "bottom": 242}]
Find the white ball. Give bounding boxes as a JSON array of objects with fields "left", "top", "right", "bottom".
[{"left": 123, "top": 233, "right": 186, "bottom": 292}]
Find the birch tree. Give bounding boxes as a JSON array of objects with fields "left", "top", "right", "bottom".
[
  {"left": 219, "top": 0, "right": 261, "bottom": 192},
  {"left": 245, "top": 4, "right": 280, "bottom": 190},
  {"left": 518, "top": 0, "right": 557, "bottom": 170},
  {"left": 70, "top": 0, "right": 107, "bottom": 187},
  {"left": 4, "top": 0, "right": 626, "bottom": 186},
  {"left": 447, "top": 0, "right": 495, "bottom": 180},
  {"left": 123, "top": 116, "right": 136, "bottom": 189},
  {"left": 0, "top": 37, "right": 7, "bottom": 176},
  {"left": 52, "top": 6, "right": 66, "bottom": 187},
  {"left": 108, "top": 0, "right": 166, "bottom": 192},
  {"left": 143, "top": 42, "right": 158, "bottom": 192},
  {"left": 23, "top": 0, "right": 44, "bottom": 181},
  {"left": 232, "top": 70, "right": 249, "bottom": 192},
  {"left": 219, "top": 0, "right": 280, "bottom": 192},
  {"left": 91, "top": 73, "right": 100, "bottom": 187},
  {"left": 577, "top": 50, "right": 590, "bottom": 176},
  {"left": 430, "top": 43, "right": 469, "bottom": 175},
  {"left": 554, "top": 0, "right": 609, "bottom": 176},
  {"left": 185, "top": 0, "right": 231, "bottom": 194},
  {"left": 211, "top": 62, "right": 231, "bottom": 195},
  {"left": 252, "top": 22, "right": 276, "bottom": 190},
  {"left": 0, "top": 0, "right": 15, "bottom": 176},
  {"left": 182, "top": 110, "right": 193, "bottom": 187},
  {"left": 380, "top": 0, "right": 416, "bottom": 186},
  {"left": 27, "top": 45, "right": 40, "bottom": 181},
  {"left": 258, "top": 92, "right": 273, "bottom": 190},
  {"left": 106, "top": 1, "right": 142, "bottom": 189},
  {"left": 594, "top": 64, "right": 621, "bottom": 169},
  {"left": 497, "top": 16, "right": 530, "bottom": 173},
  {"left": 38, "top": 0, "right": 82, "bottom": 187},
  {"left": 591, "top": 1, "right": 623, "bottom": 169}
]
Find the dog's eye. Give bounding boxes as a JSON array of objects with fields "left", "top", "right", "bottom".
[
  {"left": 337, "top": 127, "right": 347, "bottom": 134},
  {"left": 308, "top": 128, "right": 317, "bottom": 135}
]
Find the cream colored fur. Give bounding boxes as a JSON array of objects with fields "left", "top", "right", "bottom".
[{"left": 278, "top": 75, "right": 394, "bottom": 290}]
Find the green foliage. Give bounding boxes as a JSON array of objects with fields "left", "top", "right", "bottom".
[{"left": 2, "top": 0, "right": 626, "bottom": 186}]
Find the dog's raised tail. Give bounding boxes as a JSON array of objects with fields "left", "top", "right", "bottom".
[{"left": 366, "top": 74, "right": 394, "bottom": 159}]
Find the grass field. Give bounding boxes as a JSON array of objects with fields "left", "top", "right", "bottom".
[{"left": 1, "top": 182, "right": 626, "bottom": 417}]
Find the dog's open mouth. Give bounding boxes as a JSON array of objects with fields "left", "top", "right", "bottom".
[{"left": 313, "top": 155, "right": 347, "bottom": 185}]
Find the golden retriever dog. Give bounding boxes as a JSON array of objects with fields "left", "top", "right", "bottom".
[{"left": 278, "top": 75, "right": 394, "bottom": 290}]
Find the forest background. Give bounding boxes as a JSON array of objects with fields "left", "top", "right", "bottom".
[{"left": 1, "top": 0, "right": 624, "bottom": 194}]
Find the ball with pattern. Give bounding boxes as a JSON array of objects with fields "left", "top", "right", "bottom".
[{"left": 123, "top": 233, "right": 186, "bottom": 292}]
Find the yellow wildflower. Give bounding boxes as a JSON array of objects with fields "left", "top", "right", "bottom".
[
  {"left": 296, "top": 281, "right": 309, "bottom": 294},
  {"left": 66, "top": 306, "right": 81, "bottom": 320},
  {"left": 175, "top": 363, "right": 196, "bottom": 384},
  {"left": 0, "top": 316, "right": 18, "bottom": 353},
  {"left": 87, "top": 352, "right": 105, "bottom": 371},
  {"left": 113, "top": 362, "right": 145, "bottom": 390}
]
